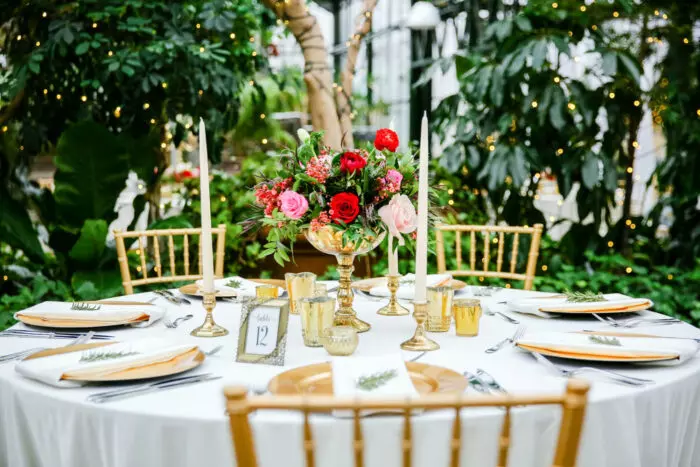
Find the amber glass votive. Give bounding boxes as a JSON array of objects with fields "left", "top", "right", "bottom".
[
  {"left": 299, "top": 296, "right": 335, "bottom": 347},
  {"left": 255, "top": 284, "right": 279, "bottom": 299},
  {"left": 285, "top": 272, "right": 316, "bottom": 315},
  {"left": 454, "top": 299, "right": 482, "bottom": 336},
  {"left": 426, "top": 286, "right": 454, "bottom": 332}
]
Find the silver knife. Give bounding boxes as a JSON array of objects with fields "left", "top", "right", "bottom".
[
  {"left": 476, "top": 368, "right": 508, "bottom": 394},
  {"left": 87, "top": 373, "right": 220, "bottom": 403},
  {"left": 463, "top": 371, "right": 490, "bottom": 393}
]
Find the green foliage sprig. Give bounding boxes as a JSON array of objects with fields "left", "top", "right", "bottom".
[
  {"left": 565, "top": 291, "right": 607, "bottom": 303},
  {"left": 80, "top": 350, "right": 141, "bottom": 363},
  {"left": 588, "top": 335, "right": 622, "bottom": 347},
  {"left": 356, "top": 369, "right": 398, "bottom": 391}
]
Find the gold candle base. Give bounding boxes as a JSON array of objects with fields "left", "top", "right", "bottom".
[
  {"left": 334, "top": 252, "right": 371, "bottom": 333},
  {"left": 400, "top": 301, "right": 439, "bottom": 351},
  {"left": 377, "top": 275, "right": 410, "bottom": 316},
  {"left": 191, "top": 291, "right": 228, "bottom": 337}
]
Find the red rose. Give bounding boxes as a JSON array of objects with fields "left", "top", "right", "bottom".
[
  {"left": 374, "top": 128, "right": 399, "bottom": 152},
  {"left": 329, "top": 192, "right": 360, "bottom": 224},
  {"left": 339, "top": 151, "right": 367, "bottom": 174}
]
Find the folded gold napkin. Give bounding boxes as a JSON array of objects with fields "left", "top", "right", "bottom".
[
  {"left": 368, "top": 274, "right": 452, "bottom": 300},
  {"left": 15, "top": 301, "right": 165, "bottom": 327},
  {"left": 15, "top": 338, "right": 200, "bottom": 387}
]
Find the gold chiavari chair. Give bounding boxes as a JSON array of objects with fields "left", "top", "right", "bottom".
[
  {"left": 225, "top": 379, "right": 590, "bottom": 467},
  {"left": 435, "top": 224, "right": 544, "bottom": 290},
  {"left": 113, "top": 225, "right": 227, "bottom": 295}
]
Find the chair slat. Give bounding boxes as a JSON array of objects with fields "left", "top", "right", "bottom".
[
  {"left": 303, "top": 408, "right": 315, "bottom": 467},
  {"left": 402, "top": 407, "right": 412, "bottom": 467},
  {"left": 482, "top": 232, "right": 490, "bottom": 272},
  {"left": 153, "top": 237, "right": 162, "bottom": 278},
  {"left": 496, "top": 407, "right": 511, "bottom": 467},
  {"left": 450, "top": 406, "right": 462, "bottom": 467},
  {"left": 138, "top": 236, "right": 148, "bottom": 279},
  {"left": 168, "top": 235, "right": 176, "bottom": 276},
  {"left": 184, "top": 234, "right": 190, "bottom": 276},
  {"left": 510, "top": 233, "right": 519, "bottom": 274},
  {"left": 496, "top": 232, "right": 504, "bottom": 272},
  {"left": 455, "top": 231, "right": 462, "bottom": 271},
  {"left": 469, "top": 231, "right": 476, "bottom": 270},
  {"left": 353, "top": 409, "right": 364, "bottom": 467},
  {"left": 436, "top": 229, "right": 446, "bottom": 273},
  {"left": 215, "top": 226, "right": 226, "bottom": 277}
]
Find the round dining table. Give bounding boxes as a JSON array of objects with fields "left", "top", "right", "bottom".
[{"left": 1, "top": 281, "right": 699, "bottom": 467}]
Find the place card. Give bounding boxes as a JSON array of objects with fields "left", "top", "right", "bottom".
[{"left": 236, "top": 298, "right": 289, "bottom": 366}]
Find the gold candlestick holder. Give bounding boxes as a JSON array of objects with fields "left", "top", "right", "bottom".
[
  {"left": 377, "top": 275, "right": 409, "bottom": 316},
  {"left": 190, "top": 291, "right": 228, "bottom": 337},
  {"left": 400, "top": 301, "right": 439, "bottom": 351}
]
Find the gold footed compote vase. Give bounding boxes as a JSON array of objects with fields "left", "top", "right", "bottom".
[{"left": 306, "top": 227, "right": 386, "bottom": 333}]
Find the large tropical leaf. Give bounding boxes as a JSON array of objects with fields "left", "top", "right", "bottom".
[
  {"left": 69, "top": 219, "right": 108, "bottom": 266},
  {"left": 53, "top": 121, "right": 130, "bottom": 230},
  {"left": 0, "top": 188, "right": 44, "bottom": 262}
]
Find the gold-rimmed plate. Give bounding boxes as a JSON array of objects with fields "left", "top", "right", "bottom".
[
  {"left": 23, "top": 343, "right": 206, "bottom": 382},
  {"left": 516, "top": 342, "right": 679, "bottom": 363},
  {"left": 268, "top": 361, "right": 467, "bottom": 395},
  {"left": 178, "top": 279, "right": 287, "bottom": 298},
  {"left": 15, "top": 314, "right": 150, "bottom": 329},
  {"left": 352, "top": 277, "right": 467, "bottom": 293}
]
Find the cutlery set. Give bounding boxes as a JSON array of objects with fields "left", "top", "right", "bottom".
[
  {"left": 463, "top": 369, "right": 508, "bottom": 394},
  {"left": 592, "top": 313, "right": 680, "bottom": 328},
  {"left": 0, "top": 329, "right": 114, "bottom": 340},
  {"left": 530, "top": 352, "right": 654, "bottom": 387}
]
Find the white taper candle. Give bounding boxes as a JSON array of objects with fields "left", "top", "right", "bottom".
[
  {"left": 198, "top": 118, "right": 215, "bottom": 293},
  {"left": 414, "top": 112, "right": 429, "bottom": 302}
]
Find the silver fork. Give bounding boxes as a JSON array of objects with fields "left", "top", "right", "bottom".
[
  {"left": 164, "top": 314, "right": 194, "bottom": 329},
  {"left": 0, "top": 331, "right": 95, "bottom": 363},
  {"left": 531, "top": 352, "right": 654, "bottom": 386},
  {"left": 593, "top": 313, "right": 679, "bottom": 328},
  {"left": 484, "top": 308, "right": 520, "bottom": 324},
  {"left": 476, "top": 368, "right": 508, "bottom": 394},
  {"left": 485, "top": 325, "right": 526, "bottom": 354}
]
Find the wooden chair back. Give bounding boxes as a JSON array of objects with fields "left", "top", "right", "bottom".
[
  {"left": 225, "top": 379, "right": 589, "bottom": 467},
  {"left": 435, "top": 223, "right": 544, "bottom": 290},
  {"left": 113, "top": 225, "right": 227, "bottom": 295}
]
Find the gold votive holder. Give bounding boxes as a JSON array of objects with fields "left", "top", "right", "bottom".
[
  {"left": 299, "top": 296, "right": 335, "bottom": 347},
  {"left": 314, "top": 283, "right": 328, "bottom": 297},
  {"left": 255, "top": 284, "right": 279, "bottom": 299},
  {"left": 285, "top": 272, "right": 316, "bottom": 315},
  {"left": 454, "top": 299, "right": 483, "bottom": 337},
  {"left": 426, "top": 286, "right": 454, "bottom": 332},
  {"left": 321, "top": 325, "right": 359, "bottom": 356}
]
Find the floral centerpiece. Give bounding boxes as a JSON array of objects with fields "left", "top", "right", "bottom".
[{"left": 252, "top": 127, "right": 419, "bottom": 332}]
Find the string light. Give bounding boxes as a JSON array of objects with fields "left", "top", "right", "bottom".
[
  {"left": 552, "top": 2, "right": 558, "bottom": 8},
  {"left": 261, "top": 138, "right": 268, "bottom": 144},
  {"left": 568, "top": 103, "right": 576, "bottom": 110},
  {"left": 573, "top": 56, "right": 580, "bottom": 62},
  {"left": 81, "top": 95, "right": 87, "bottom": 102},
  {"left": 626, "top": 167, "right": 633, "bottom": 173},
  {"left": 580, "top": 5, "right": 586, "bottom": 12},
  {"left": 625, "top": 267, "right": 632, "bottom": 274},
  {"left": 196, "top": 23, "right": 201, "bottom": 29},
  {"left": 92, "top": 22, "right": 97, "bottom": 29},
  {"left": 114, "top": 106, "right": 121, "bottom": 118},
  {"left": 667, "top": 274, "right": 673, "bottom": 280},
  {"left": 608, "top": 92, "right": 615, "bottom": 99},
  {"left": 252, "top": 51, "right": 257, "bottom": 57},
  {"left": 630, "top": 223, "right": 636, "bottom": 229},
  {"left": 632, "top": 141, "right": 639, "bottom": 148},
  {"left": 1, "top": 126, "right": 7, "bottom": 132},
  {"left": 553, "top": 76, "right": 560, "bottom": 83},
  {"left": 542, "top": 265, "right": 548, "bottom": 271},
  {"left": 531, "top": 101, "right": 538, "bottom": 108},
  {"left": 42, "top": 11, "right": 47, "bottom": 17},
  {"left": 56, "top": 94, "right": 62, "bottom": 100},
  {"left": 43, "top": 89, "right": 48, "bottom": 95},
  {"left": 260, "top": 113, "right": 266, "bottom": 119},
  {"left": 35, "top": 41, "right": 40, "bottom": 47},
  {"left": 249, "top": 80, "right": 255, "bottom": 86},
  {"left": 220, "top": 196, "right": 227, "bottom": 202},
  {"left": 230, "top": 33, "right": 236, "bottom": 39},
  {"left": 199, "top": 46, "right": 205, "bottom": 52},
  {"left": 143, "top": 103, "right": 150, "bottom": 109},
  {"left": 16, "top": 35, "right": 22, "bottom": 41},
  {"left": 198, "top": 89, "right": 203, "bottom": 96},
  {"left": 663, "top": 14, "right": 668, "bottom": 20},
  {"left": 613, "top": 11, "right": 619, "bottom": 18},
  {"left": 150, "top": 118, "right": 156, "bottom": 124},
  {"left": 608, "top": 241, "right": 614, "bottom": 247},
  {"left": 249, "top": 36, "right": 255, "bottom": 42},
  {"left": 488, "top": 144, "right": 496, "bottom": 151},
  {"left": 160, "top": 142, "right": 167, "bottom": 149},
  {"left": 448, "top": 199, "right": 454, "bottom": 206},
  {"left": 634, "top": 100, "right": 641, "bottom": 107},
  {"left": 683, "top": 38, "right": 689, "bottom": 44},
  {"left": 448, "top": 189, "right": 454, "bottom": 195},
  {"left": 591, "top": 25, "right": 598, "bottom": 31},
  {"left": 654, "top": 10, "right": 659, "bottom": 16},
  {"left": 162, "top": 82, "right": 168, "bottom": 89}
]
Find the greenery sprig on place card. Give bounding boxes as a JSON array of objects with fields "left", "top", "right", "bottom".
[
  {"left": 565, "top": 291, "right": 607, "bottom": 303},
  {"left": 356, "top": 369, "right": 398, "bottom": 391},
  {"left": 225, "top": 280, "right": 242, "bottom": 289},
  {"left": 588, "top": 335, "right": 622, "bottom": 347},
  {"left": 70, "top": 303, "right": 101, "bottom": 311},
  {"left": 79, "top": 350, "right": 140, "bottom": 363}
]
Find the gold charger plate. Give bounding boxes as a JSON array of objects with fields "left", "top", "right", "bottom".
[
  {"left": 268, "top": 362, "right": 467, "bottom": 395},
  {"left": 516, "top": 342, "right": 678, "bottom": 363},
  {"left": 15, "top": 314, "right": 150, "bottom": 329},
  {"left": 25, "top": 342, "right": 206, "bottom": 382},
  {"left": 179, "top": 278, "right": 287, "bottom": 298},
  {"left": 352, "top": 277, "right": 467, "bottom": 293}
]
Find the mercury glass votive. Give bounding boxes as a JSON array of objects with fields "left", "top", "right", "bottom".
[
  {"left": 299, "top": 296, "right": 335, "bottom": 347},
  {"left": 285, "top": 272, "right": 316, "bottom": 315},
  {"left": 426, "top": 286, "right": 454, "bottom": 332},
  {"left": 321, "top": 325, "right": 359, "bottom": 356},
  {"left": 255, "top": 284, "right": 279, "bottom": 299},
  {"left": 454, "top": 299, "right": 483, "bottom": 337}
]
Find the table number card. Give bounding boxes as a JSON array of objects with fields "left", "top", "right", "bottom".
[{"left": 236, "top": 298, "right": 289, "bottom": 366}]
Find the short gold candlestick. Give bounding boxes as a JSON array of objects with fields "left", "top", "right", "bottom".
[
  {"left": 400, "top": 301, "right": 439, "bottom": 351},
  {"left": 377, "top": 275, "right": 410, "bottom": 316},
  {"left": 191, "top": 291, "right": 228, "bottom": 337}
]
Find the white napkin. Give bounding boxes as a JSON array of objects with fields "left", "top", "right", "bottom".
[
  {"left": 15, "top": 301, "right": 165, "bottom": 327},
  {"left": 506, "top": 293, "right": 653, "bottom": 317},
  {"left": 196, "top": 276, "right": 284, "bottom": 297},
  {"left": 15, "top": 338, "right": 199, "bottom": 388},
  {"left": 517, "top": 331, "right": 699, "bottom": 365},
  {"left": 369, "top": 274, "right": 452, "bottom": 300},
  {"left": 332, "top": 354, "right": 418, "bottom": 398}
]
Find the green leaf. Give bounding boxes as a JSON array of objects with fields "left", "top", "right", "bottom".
[
  {"left": 28, "top": 61, "right": 40, "bottom": 73},
  {"left": 602, "top": 52, "right": 617, "bottom": 75},
  {"left": 514, "top": 15, "right": 532, "bottom": 32},
  {"left": 617, "top": 52, "right": 642, "bottom": 84},
  {"left": 582, "top": 154, "right": 599, "bottom": 189},
  {"left": 75, "top": 42, "right": 90, "bottom": 55},
  {"left": 0, "top": 189, "right": 44, "bottom": 262},
  {"left": 531, "top": 39, "right": 548, "bottom": 69},
  {"left": 69, "top": 219, "right": 108, "bottom": 265},
  {"left": 507, "top": 52, "right": 527, "bottom": 76},
  {"left": 72, "top": 270, "right": 123, "bottom": 300},
  {"left": 490, "top": 67, "right": 505, "bottom": 106},
  {"left": 549, "top": 88, "right": 567, "bottom": 130},
  {"left": 53, "top": 121, "right": 130, "bottom": 229}
]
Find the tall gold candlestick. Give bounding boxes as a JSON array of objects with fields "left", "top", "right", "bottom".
[
  {"left": 377, "top": 275, "right": 410, "bottom": 316},
  {"left": 400, "top": 301, "right": 439, "bottom": 351},
  {"left": 191, "top": 291, "right": 228, "bottom": 337}
]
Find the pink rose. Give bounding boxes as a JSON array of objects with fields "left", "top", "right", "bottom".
[
  {"left": 386, "top": 169, "right": 403, "bottom": 186},
  {"left": 378, "top": 194, "right": 417, "bottom": 245},
  {"left": 279, "top": 190, "right": 309, "bottom": 220}
]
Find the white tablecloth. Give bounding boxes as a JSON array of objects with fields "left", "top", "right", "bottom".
[{"left": 1, "top": 283, "right": 700, "bottom": 467}]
